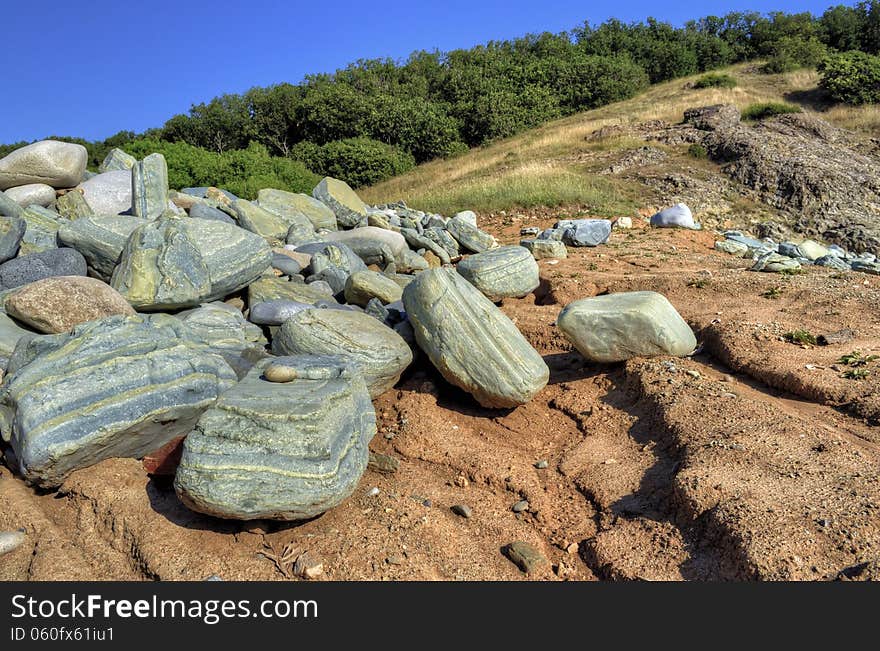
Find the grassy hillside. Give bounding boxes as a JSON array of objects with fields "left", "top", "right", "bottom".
[{"left": 360, "top": 63, "right": 880, "bottom": 217}]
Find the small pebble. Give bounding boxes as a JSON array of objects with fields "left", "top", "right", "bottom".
[
  {"left": 534, "top": 459, "right": 549, "bottom": 469},
  {"left": 454, "top": 475, "right": 469, "bottom": 488},
  {"left": 504, "top": 541, "right": 548, "bottom": 574},
  {"left": 386, "top": 554, "right": 405, "bottom": 566},
  {"left": 422, "top": 499, "right": 432, "bottom": 508},
  {"left": 263, "top": 363, "right": 298, "bottom": 383},
  {"left": 204, "top": 575, "right": 224, "bottom": 581},
  {"left": 294, "top": 551, "right": 324, "bottom": 579},
  {"left": 0, "top": 530, "right": 26, "bottom": 557},
  {"left": 367, "top": 487, "right": 380, "bottom": 497},
  {"left": 451, "top": 504, "right": 472, "bottom": 519},
  {"left": 686, "top": 369, "right": 701, "bottom": 379},
  {"left": 512, "top": 500, "right": 530, "bottom": 513}
]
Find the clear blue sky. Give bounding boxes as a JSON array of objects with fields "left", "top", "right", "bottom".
[{"left": 1, "top": 0, "right": 841, "bottom": 143}]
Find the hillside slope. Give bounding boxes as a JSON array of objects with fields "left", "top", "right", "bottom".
[{"left": 362, "top": 64, "right": 880, "bottom": 236}]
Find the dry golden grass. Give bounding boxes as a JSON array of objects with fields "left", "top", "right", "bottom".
[{"left": 360, "top": 63, "right": 877, "bottom": 214}]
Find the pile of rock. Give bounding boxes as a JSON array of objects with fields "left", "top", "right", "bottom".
[
  {"left": 713, "top": 229, "right": 879, "bottom": 275},
  {"left": 0, "top": 140, "right": 697, "bottom": 523}
]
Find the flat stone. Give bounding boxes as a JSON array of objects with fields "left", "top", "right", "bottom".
[
  {"left": 451, "top": 504, "right": 472, "bottom": 519},
  {"left": 402, "top": 268, "right": 549, "bottom": 408},
  {"left": 557, "top": 291, "right": 697, "bottom": 363},
  {"left": 273, "top": 308, "right": 412, "bottom": 398},
  {"left": 512, "top": 499, "right": 530, "bottom": 513},
  {"left": 1, "top": 314, "right": 238, "bottom": 487},
  {"left": 715, "top": 240, "right": 749, "bottom": 256},
  {"left": 0, "top": 248, "right": 87, "bottom": 291},
  {"left": 0, "top": 217, "right": 26, "bottom": 263},
  {"left": 561, "top": 219, "right": 612, "bottom": 247},
  {"left": 520, "top": 238, "right": 567, "bottom": 260},
  {"left": 174, "top": 355, "right": 376, "bottom": 521},
  {"left": 111, "top": 218, "right": 271, "bottom": 310},
  {"left": 815, "top": 255, "right": 850, "bottom": 271},
  {"left": 78, "top": 170, "right": 132, "bottom": 216},
  {"left": 189, "top": 202, "right": 235, "bottom": 224},
  {"left": 456, "top": 245, "right": 539, "bottom": 301},
  {"left": 650, "top": 203, "right": 699, "bottom": 229},
  {"left": 344, "top": 270, "right": 404, "bottom": 306},
  {"left": 131, "top": 154, "right": 169, "bottom": 220},
  {"left": 257, "top": 188, "right": 337, "bottom": 231},
  {"left": 324, "top": 227, "right": 408, "bottom": 263},
  {"left": 5, "top": 276, "right": 135, "bottom": 334},
  {"left": 4, "top": 184, "right": 55, "bottom": 207},
  {"left": 504, "top": 541, "right": 548, "bottom": 574},
  {"left": 98, "top": 148, "right": 137, "bottom": 173},
  {"left": 248, "top": 276, "right": 335, "bottom": 306},
  {"left": 271, "top": 252, "right": 302, "bottom": 277},
  {"left": 852, "top": 259, "right": 880, "bottom": 275},
  {"left": 446, "top": 215, "right": 498, "bottom": 253},
  {"left": 368, "top": 452, "right": 400, "bottom": 474},
  {"left": 0, "top": 140, "right": 87, "bottom": 190},
  {"left": 19, "top": 205, "right": 61, "bottom": 255},
  {"left": 248, "top": 299, "right": 314, "bottom": 326},
  {"left": 751, "top": 251, "right": 801, "bottom": 273},
  {"left": 232, "top": 198, "right": 305, "bottom": 243},
  {"left": 0, "top": 190, "right": 23, "bottom": 218},
  {"left": 312, "top": 177, "right": 368, "bottom": 229},
  {"left": 57, "top": 215, "right": 148, "bottom": 281}
]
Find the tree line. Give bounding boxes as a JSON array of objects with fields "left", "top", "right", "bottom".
[{"left": 4, "top": 3, "right": 880, "bottom": 193}]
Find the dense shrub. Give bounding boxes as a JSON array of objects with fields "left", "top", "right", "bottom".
[
  {"left": 819, "top": 50, "right": 880, "bottom": 104},
  {"left": 291, "top": 137, "right": 415, "bottom": 188},
  {"left": 740, "top": 102, "right": 802, "bottom": 120},
  {"left": 693, "top": 73, "right": 738, "bottom": 88},
  {"left": 122, "top": 140, "right": 319, "bottom": 199},
  {"left": 761, "top": 36, "right": 829, "bottom": 73},
  {"left": 688, "top": 143, "right": 709, "bottom": 158}
]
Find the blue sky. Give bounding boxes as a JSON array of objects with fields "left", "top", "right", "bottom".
[{"left": 1, "top": 1, "right": 843, "bottom": 143}]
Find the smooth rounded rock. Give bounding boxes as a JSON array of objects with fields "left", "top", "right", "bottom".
[
  {"left": 456, "top": 245, "right": 539, "bottom": 301},
  {"left": 324, "top": 227, "right": 407, "bottom": 262},
  {"left": 560, "top": 219, "right": 612, "bottom": 247},
  {"left": 344, "top": 270, "right": 404, "bottom": 307},
  {"left": 248, "top": 299, "right": 315, "bottom": 326},
  {"left": 0, "top": 217, "right": 26, "bottom": 263},
  {"left": 402, "top": 268, "right": 548, "bottom": 408},
  {"left": 4, "top": 183, "right": 55, "bottom": 207},
  {"left": 5, "top": 276, "right": 135, "bottom": 334},
  {"left": 557, "top": 291, "right": 697, "bottom": 363},
  {"left": 0, "top": 140, "right": 87, "bottom": 190},
  {"left": 174, "top": 355, "right": 376, "bottom": 521},
  {"left": 650, "top": 203, "right": 699, "bottom": 230},
  {"left": 257, "top": 188, "right": 337, "bottom": 231},
  {"left": 0, "top": 248, "right": 87, "bottom": 291},
  {"left": 78, "top": 170, "right": 133, "bottom": 216},
  {"left": 1, "top": 314, "right": 238, "bottom": 487},
  {"left": 190, "top": 202, "right": 234, "bottom": 224},
  {"left": 273, "top": 308, "right": 413, "bottom": 398},
  {"left": 0, "top": 530, "right": 26, "bottom": 557},
  {"left": 0, "top": 190, "right": 23, "bottom": 218},
  {"left": 520, "top": 238, "right": 567, "bottom": 260}
]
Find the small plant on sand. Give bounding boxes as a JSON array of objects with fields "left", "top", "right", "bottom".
[
  {"left": 842, "top": 368, "right": 870, "bottom": 380},
  {"left": 688, "top": 143, "right": 708, "bottom": 159},
  {"left": 838, "top": 351, "right": 879, "bottom": 367},
  {"left": 762, "top": 286, "right": 783, "bottom": 299},
  {"left": 741, "top": 102, "right": 801, "bottom": 121},
  {"left": 779, "top": 267, "right": 805, "bottom": 276},
  {"left": 783, "top": 330, "right": 817, "bottom": 345}
]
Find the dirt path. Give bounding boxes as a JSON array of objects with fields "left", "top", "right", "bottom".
[{"left": 2, "top": 218, "right": 879, "bottom": 581}]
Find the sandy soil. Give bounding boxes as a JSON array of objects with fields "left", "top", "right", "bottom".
[{"left": 2, "top": 215, "right": 879, "bottom": 581}]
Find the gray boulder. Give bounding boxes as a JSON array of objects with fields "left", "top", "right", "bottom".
[
  {"left": 520, "top": 238, "right": 567, "bottom": 260},
  {"left": 248, "top": 276, "right": 336, "bottom": 306},
  {"left": 175, "top": 302, "right": 268, "bottom": 378},
  {"left": 131, "top": 154, "right": 169, "bottom": 220},
  {"left": 19, "top": 205, "right": 61, "bottom": 255},
  {"left": 257, "top": 188, "right": 337, "bottom": 231},
  {"left": 98, "top": 148, "right": 137, "bottom": 173},
  {"left": 560, "top": 219, "right": 612, "bottom": 247},
  {"left": 0, "top": 217, "right": 26, "bottom": 263},
  {"left": 456, "top": 245, "right": 540, "bottom": 301},
  {"left": 344, "top": 270, "right": 404, "bottom": 306},
  {"left": 272, "top": 308, "right": 412, "bottom": 398},
  {"left": 401, "top": 228, "right": 451, "bottom": 265},
  {"left": 233, "top": 197, "right": 314, "bottom": 242},
  {"left": 312, "top": 177, "right": 368, "bottom": 228},
  {"left": 751, "top": 251, "right": 801, "bottom": 273},
  {"left": 57, "top": 215, "right": 148, "bottom": 281},
  {"left": 111, "top": 218, "right": 271, "bottom": 310},
  {"left": 0, "top": 190, "right": 23, "bottom": 218},
  {"left": 0, "top": 248, "right": 87, "bottom": 291},
  {"left": 248, "top": 299, "right": 315, "bottom": 326},
  {"left": 402, "top": 268, "right": 548, "bottom": 407},
  {"left": 650, "top": 203, "right": 700, "bottom": 230},
  {"left": 4, "top": 183, "right": 55, "bottom": 207},
  {"left": 174, "top": 355, "right": 376, "bottom": 521},
  {"left": 190, "top": 202, "right": 235, "bottom": 224},
  {"left": 0, "top": 140, "right": 87, "bottom": 190},
  {"left": 557, "top": 291, "right": 697, "bottom": 363},
  {"left": 78, "top": 170, "right": 132, "bottom": 216},
  {"left": 1, "top": 314, "right": 238, "bottom": 487}
]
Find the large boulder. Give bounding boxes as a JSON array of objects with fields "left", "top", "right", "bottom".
[
  {"left": 78, "top": 170, "right": 132, "bottom": 216},
  {"left": 312, "top": 177, "right": 368, "bottom": 228},
  {"left": 131, "top": 153, "right": 169, "bottom": 220},
  {"left": 273, "top": 308, "right": 412, "bottom": 398},
  {"left": 256, "top": 188, "right": 337, "bottom": 231},
  {"left": 247, "top": 276, "right": 336, "bottom": 306},
  {"left": 232, "top": 197, "right": 314, "bottom": 242},
  {"left": 402, "top": 268, "right": 549, "bottom": 408},
  {"left": 174, "top": 355, "right": 376, "bottom": 521},
  {"left": 557, "top": 291, "right": 697, "bottom": 363},
  {"left": 344, "top": 270, "right": 403, "bottom": 307},
  {"left": 175, "top": 302, "right": 267, "bottom": 378},
  {"left": 324, "top": 226, "right": 407, "bottom": 262},
  {"left": 4, "top": 276, "right": 135, "bottom": 334},
  {"left": 0, "top": 190, "right": 23, "bottom": 218},
  {"left": 446, "top": 215, "right": 498, "bottom": 253},
  {"left": 559, "top": 219, "right": 612, "bottom": 247},
  {"left": 19, "top": 205, "right": 61, "bottom": 255},
  {"left": 0, "top": 313, "right": 34, "bottom": 370},
  {"left": 0, "top": 314, "right": 239, "bottom": 488},
  {"left": 0, "top": 140, "right": 87, "bottom": 190},
  {"left": 0, "top": 216, "right": 26, "bottom": 263},
  {"left": 57, "top": 215, "right": 148, "bottom": 281},
  {"left": 111, "top": 218, "right": 271, "bottom": 310},
  {"left": 4, "top": 183, "right": 55, "bottom": 208},
  {"left": 0, "top": 248, "right": 87, "bottom": 291},
  {"left": 98, "top": 148, "right": 136, "bottom": 173},
  {"left": 456, "top": 245, "right": 539, "bottom": 301}
]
